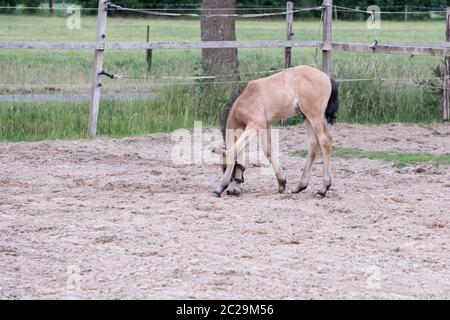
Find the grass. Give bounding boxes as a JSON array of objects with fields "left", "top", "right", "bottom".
[
  {"left": 0, "top": 84, "right": 233, "bottom": 141},
  {"left": 0, "top": 13, "right": 447, "bottom": 141},
  {"left": 292, "top": 146, "right": 450, "bottom": 168}
]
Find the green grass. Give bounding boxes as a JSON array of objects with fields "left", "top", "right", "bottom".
[
  {"left": 292, "top": 146, "right": 450, "bottom": 168},
  {"left": 0, "top": 84, "right": 233, "bottom": 141},
  {"left": 0, "top": 14, "right": 446, "bottom": 42},
  {"left": 0, "top": 14, "right": 447, "bottom": 141}
]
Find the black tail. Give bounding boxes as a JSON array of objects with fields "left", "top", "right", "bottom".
[{"left": 325, "top": 78, "right": 339, "bottom": 125}]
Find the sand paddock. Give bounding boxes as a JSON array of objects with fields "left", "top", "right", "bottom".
[{"left": 1, "top": 124, "right": 449, "bottom": 299}]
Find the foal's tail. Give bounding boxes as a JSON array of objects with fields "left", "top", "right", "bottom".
[{"left": 325, "top": 78, "right": 339, "bottom": 125}]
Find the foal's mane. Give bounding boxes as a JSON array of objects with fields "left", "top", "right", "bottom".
[{"left": 221, "top": 83, "right": 248, "bottom": 141}]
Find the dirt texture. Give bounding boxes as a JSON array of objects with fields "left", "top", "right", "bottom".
[{"left": 1, "top": 123, "right": 449, "bottom": 299}]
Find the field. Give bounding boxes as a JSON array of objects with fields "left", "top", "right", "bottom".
[
  {"left": 1, "top": 11, "right": 450, "bottom": 300},
  {"left": 0, "top": 13, "right": 447, "bottom": 141},
  {"left": 1, "top": 123, "right": 449, "bottom": 299}
]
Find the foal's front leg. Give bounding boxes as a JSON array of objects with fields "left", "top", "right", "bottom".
[
  {"left": 213, "top": 126, "right": 257, "bottom": 197},
  {"left": 213, "top": 161, "right": 236, "bottom": 197}
]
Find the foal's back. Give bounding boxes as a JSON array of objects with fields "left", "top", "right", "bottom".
[{"left": 233, "top": 65, "right": 332, "bottom": 126}]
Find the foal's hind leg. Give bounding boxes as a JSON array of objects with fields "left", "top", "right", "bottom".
[
  {"left": 261, "top": 125, "right": 286, "bottom": 193},
  {"left": 292, "top": 119, "right": 319, "bottom": 194},
  {"left": 309, "top": 118, "right": 333, "bottom": 197}
]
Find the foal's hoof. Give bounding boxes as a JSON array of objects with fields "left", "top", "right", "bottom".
[
  {"left": 291, "top": 185, "right": 308, "bottom": 194},
  {"left": 316, "top": 191, "right": 327, "bottom": 198},
  {"left": 277, "top": 180, "right": 287, "bottom": 194},
  {"left": 316, "top": 185, "right": 331, "bottom": 198},
  {"left": 213, "top": 185, "right": 228, "bottom": 198}
]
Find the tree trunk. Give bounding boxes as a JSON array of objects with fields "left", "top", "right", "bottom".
[
  {"left": 201, "top": 0, "right": 239, "bottom": 81},
  {"left": 49, "top": 0, "right": 54, "bottom": 14}
]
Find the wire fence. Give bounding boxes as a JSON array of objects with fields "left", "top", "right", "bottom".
[
  {"left": 333, "top": 5, "right": 446, "bottom": 15},
  {"left": 0, "top": 6, "right": 99, "bottom": 11},
  {"left": 2, "top": 74, "right": 449, "bottom": 91},
  {"left": 105, "top": 1, "right": 322, "bottom": 18},
  {"left": 0, "top": 3, "right": 447, "bottom": 16}
]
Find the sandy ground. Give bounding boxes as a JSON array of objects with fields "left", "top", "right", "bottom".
[{"left": 1, "top": 123, "right": 450, "bottom": 300}]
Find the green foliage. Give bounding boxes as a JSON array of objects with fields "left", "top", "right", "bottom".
[
  {"left": 292, "top": 146, "right": 450, "bottom": 168},
  {"left": 0, "top": 0, "right": 40, "bottom": 5}
]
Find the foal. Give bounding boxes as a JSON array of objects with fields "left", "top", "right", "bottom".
[{"left": 212, "top": 65, "right": 339, "bottom": 198}]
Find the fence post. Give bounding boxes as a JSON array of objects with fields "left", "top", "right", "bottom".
[
  {"left": 444, "top": 7, "right": 450, "bottom": 123},
  {"left": 88, "top": 0, "right": 108, "bottom": 138},
  {"left": 285, "top": 1, "right": 294, "bottom": 69},
  {"left": 322, "top": 0, "right": 333, "bottom": 76},
  {"left": 280, "top": 1, "right": 294, "bottom": 127},
  {"left": 146, "top": 25, "right": 153, "bottom": 76}
]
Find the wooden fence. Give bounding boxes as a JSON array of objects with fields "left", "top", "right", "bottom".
[{"left": 0, "top": 0, "right": 449, "bottom": 137}]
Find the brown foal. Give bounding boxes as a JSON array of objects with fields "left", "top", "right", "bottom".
[{"left": 212, "top": 65, "right": 339, "bottom": 198}]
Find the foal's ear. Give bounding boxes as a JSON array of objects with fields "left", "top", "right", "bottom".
[{"left": 210, "top": 147, "right": 226, "bottom": 156}]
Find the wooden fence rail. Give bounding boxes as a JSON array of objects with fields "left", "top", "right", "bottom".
[
  {"left": 0, "top": 0, "right": 449, "bottom": 136},
  {"left": 3, "top": 40, "right": 450, "bottom": 56}
]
